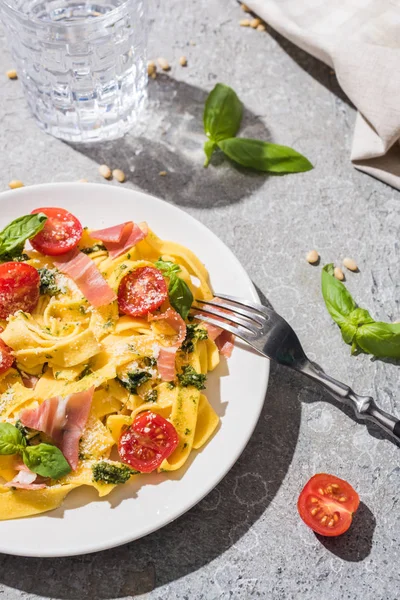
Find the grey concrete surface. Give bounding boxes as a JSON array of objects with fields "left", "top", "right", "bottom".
[{"left": 0, "top": 0, "right": 399, "bottom": 598}]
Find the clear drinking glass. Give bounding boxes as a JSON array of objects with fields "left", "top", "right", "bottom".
[{"left": 0, "top": 0, "right": 147, "bottom": 142}]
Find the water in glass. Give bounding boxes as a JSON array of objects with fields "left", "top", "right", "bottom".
[{"left": 0, "top": 0, "right": 147, "bottom": 142}]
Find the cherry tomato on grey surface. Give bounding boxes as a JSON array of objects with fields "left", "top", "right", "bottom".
[
  {"left": 118, "top": 411, "right": 179, "bottom": 473},
  {"left": 30, "top": 207, "right": 83, "bottom": 256},
  {"left": 0, "top": 262, "right": 40, "bottom": 319},
  {"left": 118, "top": 266, "right": 168, "bottom": 317},
  {"left": 298, "top": 473, "right": 360, "bottom": 537}
]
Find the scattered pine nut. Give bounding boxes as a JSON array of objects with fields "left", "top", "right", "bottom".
[
  {"left": 8, "top": 180, "right": 24, "bottom": 189},
  {"left": 157, "top": 57, "right": 170, "bottom": 71},
  {"left": 257, "top": 23, "right": 266, "bottom": 31},
  {"left": 147, "top": 61, "right": 157, "bottom": 77},
  {"left": 240, "top": 18, "right": 251, "bottom": 26},
  {"left": 159, "top": 171, "right": 167, "bottom": 176},
  {"left": 250, "top": 18, "right": 261, "bottom": 28},
  {"left": 78, "top": 178, "right": 88, "bottom": 183},
  {"left": 241, "top": 3, "right": 250, "bottom": 11},
  {"left": 179, "top": 56, "right": 187, "bottom": 67},
  {"left": 112, "top": 168, "right": 126, "bottom": 183},
  {"left": 306, "top": 249, "right": 319, "bottom": 264},
  {"left": 99, "top": 164, "right": 112, "bottom": 179},
  {"left": 343, "top": 257, "right": 358, "bottom": 272},
  {"left": 189, "top": 40, "right": 196, "bottom": 46},
  {"left": 6, "top": 69, "right": 17, "bottom": 80},
  {"left": 334, "top": 267, "right": 345, "bottom": 281}
]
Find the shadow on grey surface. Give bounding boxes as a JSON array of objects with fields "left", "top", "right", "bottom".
[
  {"left": 67, "top": 75, "right": 270, "bottom": 209},
  {"left": 316, "top": 501, "right": 375, "bottom": 562},
  {"left": 0, "top": 292, "right": 304, "bottom": 598},
  {"left": 297, "top": 371, "right": 399, "bottom": 446}
]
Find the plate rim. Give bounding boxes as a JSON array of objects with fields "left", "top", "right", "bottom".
[{"left": 0, "top": 182, "right": 269, "bottom": 557}]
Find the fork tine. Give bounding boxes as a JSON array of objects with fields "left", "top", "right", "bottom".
[
  {"left": 191, "top": 304, "right": 261, "bottom": 335},
  {"left": 195, "top": 297, "right": 266, "bottom": 325},
  {"left": 214, "top": 293, "right": 270, "bottom": 317},
  {"left": 191, "top": 313, "right": 258, "bottom": 341}
]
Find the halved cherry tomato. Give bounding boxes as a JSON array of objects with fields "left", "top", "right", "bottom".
[
  {"left": 298, "top": 473, "right": 360, "bottom": 537},
  {"left": 118, "top": 266, "right": 167, "bottom": 317},
  {"left": 118, "top": 411, "right": 179, "bottom": 473},
  {"left": 30, "top": 207, "right": 83, "bottom": 256},
  {"left": 0, "top": 262, "right": 40, "bottom": 319},
  {"left": 0, "top": 338, "right": 14, "bottom": 374}
]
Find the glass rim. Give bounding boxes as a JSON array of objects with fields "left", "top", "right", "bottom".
[{"left": 0, "top": 0, "right": 134, "bottom": 28}]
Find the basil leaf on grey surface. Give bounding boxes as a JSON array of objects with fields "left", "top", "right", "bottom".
[
  {"left": 203, "top": 140, "right": 218, "bottom": 168},
  {"left": 356, "top": 322, "right": 400, "bottom": 359},
  {"left": 321, "top": 263, "right": 400, "bottom": 359},
  {"left": 203, "top": 83, "right": 242, "bottom": 154},
  {"left": 0, "top": 423, "right": 26, "bottom": 455},
  {"left": 23, "top": 443, "right": 71, "bottom": 479},
  {"left": 321, "top": 264, "right": 356, "bottom": 327},
  {"left": 217, "top": 138, "right": 313, "bottom": 173},
  {"left": 155, "top": 258, "right": 193, "bottom": 320},
  {"left": 0, "top": 213, "right": 47, "bottom": 260}
]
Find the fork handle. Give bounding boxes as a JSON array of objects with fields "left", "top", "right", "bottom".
[{"left": 299, "top": 361, "right": 400, "bottom": 443}]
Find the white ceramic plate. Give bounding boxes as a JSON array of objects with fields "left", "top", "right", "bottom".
[{"left": 0, "top": 183, "right": 269, "bottom": 557}]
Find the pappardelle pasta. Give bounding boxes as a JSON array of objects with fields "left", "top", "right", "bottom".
[{"left": 0, "top": 207, "right": 233, "bottom": 520}]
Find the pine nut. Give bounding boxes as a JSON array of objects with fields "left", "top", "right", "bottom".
[
  {"left": 306, "top": 249, "right": 319, "bottom": 264},
  {"left": 6, "top": 69, "right": 18, "bottom": 80},
  {"left": 157, "top": 57, "right": 170, "bottom": 71},
  {"left": 147, "top": 61, "right": 156, "bottom": 76},
  {"left": 241, "top": 3, "right": 250, "bottom": 11},
  {"left": 250, "top": 18, "right": 261, "bottom": 28},
  {"left": 99, "top": 164, "right": 112, "bottom": 179},
  {"left": 240, "top": 19, "right": 251, "bottom": 26},
  {"left": 334, "top": 267, "right": 344, "bottom": 281},
  {"left": 257, "top": 23, "right": 266, "bottom": 31},
  {"left": 78, "top": 179, "right": 88, "bottom": 183},
  {"left": 159, "top": 170, "right": 167, "bottom": 176},
  {"left": 343, "top": 257, "right": 358, "bottom": 272},
  {"left": 179, "top": 56, "right": 187, "bottom": 67},
  {"left": 8, "top": 180, "right": 24, "bottom": 189},
  {"left": 112, "top": 169, "right": 126, "bottom": 183}
]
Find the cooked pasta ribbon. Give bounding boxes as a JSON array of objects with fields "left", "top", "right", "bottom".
[{"left": 0, "top": 223, "right": 223, "bottom": 520}]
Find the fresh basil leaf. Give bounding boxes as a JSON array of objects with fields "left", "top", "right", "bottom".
[
  {"left": 168, "top": 276, "right": 193, "bottom": 320},
  {"left": 0, "top": 423, "right": 25, "bottom": 455},
  {"left": 203, "top": 84, "right": 242, "bottom": 144},
  {"left": 23, "top": 443, "right": 71, "bottom": 479},
  {"left": 217, "top": 138, "right": 313, "bottom": 173},
  {"left": 339, "top": 321, "right": 358, "bottom": 346},
  {"left": 355, "top": 321, "right": 400, "bottom": 359},
  {"left": 154, "top": 258, "right": 181, "bottom": 278},
  {"left": 348, "top": 308, "right": 374, "bottom": 327},
  {"left": 321, "top": 264, "right": 357, "bottom": 328},
  {"left": 0, "top": 213, "right": 47, "bottom": 259},
  {"left": 204, "top": 140, "right": 218, "bottom": 167}
]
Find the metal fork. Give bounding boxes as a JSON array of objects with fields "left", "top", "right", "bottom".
[{"left": 191, "top": 293, "right": 400, "bottom": 444}]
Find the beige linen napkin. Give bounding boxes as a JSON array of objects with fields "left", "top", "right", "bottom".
[{"left": 245, "top": 0, "right": 400, "bottom": 190}]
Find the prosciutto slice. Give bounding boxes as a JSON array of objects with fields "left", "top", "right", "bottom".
[
  {"left": 199, "top": 298, "right": 235, "bottom": 358},
  {"left": 149, "top": 308, "right": 187, "bottom": 381},
  {"left": 91, "top": 221, "right": 147, "bottom": 259},
  {"left": 91, "top": 222, "right": 131, "bottom": 244},
  {"left": 20, "top": 387, "right": 94, "bottom": 470},
  {"left": 215, "top": 330, "right": 234, "bottom": 358},
  {"left": 4, "top": 469, "right": 46, "bottom": 490},
  {"left": 53, "top": 250, "right": 116, "bottom": 308}
]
